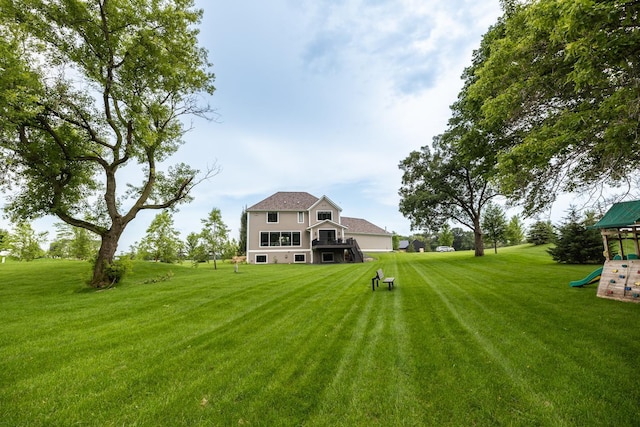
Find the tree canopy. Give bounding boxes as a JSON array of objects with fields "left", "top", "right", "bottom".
[
  {"left": 465, "top": 0, "right": 640, "bottom": 213},
  {"left": 0, "top": 0, "right": 216, "bottom": 287}
]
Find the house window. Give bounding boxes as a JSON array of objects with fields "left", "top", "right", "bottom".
[
  {"left": 322, "top": 252, "right": 334, "bottom": 263},
  {"left": 294, "top": 254, "right": 305, "bottom": 263},
  {"left": 267, "top": 212, "right": 278, "bottom": 223},
  {"left": 317, "top": 211, "right": 332, "bottom": 221},
  {"left": 280, "top": 232, "right": 292, "bottom": 246},
  {"left": 260, "top": 231, "right": 302, "bottom": 247},
  {"left": 298, "top": 212, "right": 304, "bottom": 223},
  {"left": 255, "top": 255, "right": 267, "bottom": 264}
]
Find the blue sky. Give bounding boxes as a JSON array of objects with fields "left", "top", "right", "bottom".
[
  {"left": 4, "top": 0, "right": 508, "bottom": 251},
  {"left": 161, "top": 0, "right": 505, "bottom": 250}
]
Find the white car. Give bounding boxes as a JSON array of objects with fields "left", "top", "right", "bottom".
[{"left": 435, "top": 246, "right": 455, "bottom": 252}]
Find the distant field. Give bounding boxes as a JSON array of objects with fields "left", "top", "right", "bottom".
[{"left": 1, "top": 246, "right": 639, "bottom": 426}]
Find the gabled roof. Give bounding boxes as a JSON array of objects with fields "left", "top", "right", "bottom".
[
  {"left": 247, "top": 192, "right": 319, "bottom": 211},
  {"left": 307, "top": 219, "right": 347, "bottom": 231},
  {"left": 309, "top": 195, "right": 342, "bottom": 212},
  {"left": 342, "top": 217, "right": 391, "bottom": 235},
  {"left": 593, "top": 200, "right": 640, "bottom": 229}
]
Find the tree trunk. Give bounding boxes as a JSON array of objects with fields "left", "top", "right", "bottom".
[
  {"left": 474, "top": 219, "right": 485, "bottom": 257},
  {"left": 91, "top": 224, "right": 125, "bottom": 288}
]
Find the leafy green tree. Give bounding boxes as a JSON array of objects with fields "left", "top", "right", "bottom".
[
  {"left": 482, "top": 202, "right": 507, "bottom": 254},
  {"left": 527, "top": 220, "right": 556, "bottom": 246},
  {"left": 452, "top": 227, "right": 475, "bottom": 251},
  {"left": 0, "top": 0, "right": 216, "bottom": 287},
  {"left": 466, "top": 0, "right": 640, "bottom": 214},
  {"left": 185, "top": 232, "right": 208, "bottom": 264},
  {"left": 49, "top": 223, "right": 100, "bottom": 260},
  {"left": 8, "top": 222, "right": 47, "bottom": 261},
  {"left": 399, "top": 133, "right": 497, "bottom": 257},
  {"left": 504, "top": 215, "right": 525, "bottom": 246},
  {"left": 138, "top": 211, "right": 182, "bottom": 263},
  {"left": 438, "top": 224, "right": 454, "bottom": 248},
  {"left": 548, "top": 208, "right": 604, "bottom": 264},
  {"left": 220, "top": 238, "right": 240, "bottom": 261},
  {"left": 200, "top": 208, "right": 230, "bottom": 270}
]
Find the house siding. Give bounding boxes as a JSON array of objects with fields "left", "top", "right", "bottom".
[{"left": 246, "top": 192, "right": 393, "bottom": 264}]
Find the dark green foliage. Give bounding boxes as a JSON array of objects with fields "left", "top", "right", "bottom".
[
  {"left": 482, "top": 202, "right": 507, "bottom": 253},
  {"left": 238, "top": 206, "right": 248, "bottom": 255},
  {"left": 548, "top": 209, "right": 604, "bottom": 264},
  {"left": 102, "top": 258, "right": 133, "bottom": 285},
  {"left": 452, "top": 227, "right": 475, "bottom": 251},
  {"left": 527, "top": 220, "right": 556, "bottom": 246}
]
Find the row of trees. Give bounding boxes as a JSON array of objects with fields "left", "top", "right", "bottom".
[
  {"left": 398, "top": 207, "right": 604, "bottom": 265},
  {"left": 136, "top": 208, "right": 235, "bottom": 269},
  {"left": 398, "top": 0, "right": 639, "bottom": 257},
  {"left": 1, "top": 207, "right": 242, "bottom": 269}
]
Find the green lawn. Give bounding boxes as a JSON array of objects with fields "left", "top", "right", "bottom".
[{"left": 1, "top": 246, "right": 639, "bottom": 426}]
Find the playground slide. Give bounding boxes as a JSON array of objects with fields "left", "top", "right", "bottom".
[{"left": 569, "top": 267, "right": 603, "bottom": 287}]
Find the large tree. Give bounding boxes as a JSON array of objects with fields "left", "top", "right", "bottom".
[
  {"left": 0, "top": 0, "right": 216, "bottom": 287},
  {"left": 466, "top": 0, "right": 640, "bottom": 214},
  {"left": 399, "top": 133, "right": 497, "bottom": 257}
]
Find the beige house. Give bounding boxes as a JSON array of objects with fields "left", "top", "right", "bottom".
[{"left": 246, "top": 191, "right": 393, "bottom": 264}]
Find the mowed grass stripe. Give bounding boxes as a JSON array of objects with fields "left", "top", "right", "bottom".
[{"left": 2, "top": 249, "right": 640, "bottom": 425}]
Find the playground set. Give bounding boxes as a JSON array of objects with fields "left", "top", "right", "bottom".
[{"left": 570, "top": 200, "right": 640, "bottom": 303}]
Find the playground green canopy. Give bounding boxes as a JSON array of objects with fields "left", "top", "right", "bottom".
[{"left": 593, "top": 200, "right": 640, "bottom": 229}]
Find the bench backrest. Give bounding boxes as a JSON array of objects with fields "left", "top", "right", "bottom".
[{"left": 376, "top": 268, "right": 384, "bottom": 280}]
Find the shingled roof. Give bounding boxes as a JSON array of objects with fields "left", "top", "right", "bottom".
[
  {"left": 247, "top": 191, "right": 319, "bottom": 211},
  {"left": 341, "top": 217, "right": 390, "bottom": 235}
]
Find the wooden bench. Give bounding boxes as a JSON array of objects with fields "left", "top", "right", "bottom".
[{"left": 372, "top": 268, "right": 395, "bottom": 291}]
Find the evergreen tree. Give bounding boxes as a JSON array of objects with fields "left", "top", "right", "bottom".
[
  {"left": 527, "top": 220, "right": 555, "bottom": 246},
  {"left": 238, "top": 206, "right": 247, "bottom": 256},
  {"left": 548, "top": 209, "right": 604, "bottom": 264}
]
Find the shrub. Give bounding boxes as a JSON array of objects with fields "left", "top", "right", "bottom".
[{"left": 104, "top": 258, "right": 133, "bottom": 285}]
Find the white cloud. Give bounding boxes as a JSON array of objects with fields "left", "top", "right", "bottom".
[{"left": 2, "top": 0, "right": 510, "bottom": 250}]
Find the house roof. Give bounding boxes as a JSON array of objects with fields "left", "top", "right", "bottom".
[
  {"left": 309, "top": 195, "right": 342, "bottom": 212},
  {"left": 307, "top": 219, "right": 347, "bottom": 231},
  {"left": 342, "top": 217, "right": 391, "bottom": 235},
  {"left": 593, "top": 200, "right": 640, "bottom": 229},
  {"left": 247, "top": 192, "right": 319, "bottom": 211}
]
